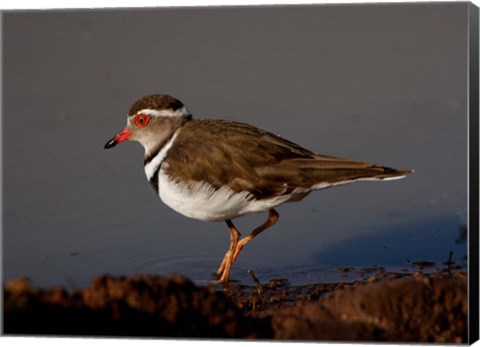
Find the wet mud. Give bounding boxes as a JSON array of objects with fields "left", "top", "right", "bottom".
[{"left": 4, "top": 267, "right": 467, "bottom": 342}]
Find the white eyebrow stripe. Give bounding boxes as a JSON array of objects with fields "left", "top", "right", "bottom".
[{"left": 134, "top": 107, "right": 191, "bottom": 118}]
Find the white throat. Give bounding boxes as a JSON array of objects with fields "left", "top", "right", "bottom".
[{"left": 144, "top": 128, "right": 181, "bottom": 181}]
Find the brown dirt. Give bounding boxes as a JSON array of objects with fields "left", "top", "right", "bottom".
[{"left": 3, "top": 268, "right": 467, "bottom": 342}]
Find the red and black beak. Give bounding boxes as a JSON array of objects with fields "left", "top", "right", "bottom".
[{"left": 104, "top": 128, "right": 132, "bottom": 149}]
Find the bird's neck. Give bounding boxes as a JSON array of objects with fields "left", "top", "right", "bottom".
[{"left": 142, "top": 116, "right": 190, "bottom": 162}]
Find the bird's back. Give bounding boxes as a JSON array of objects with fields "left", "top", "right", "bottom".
[{"left": 162, "top": 119, "right": 411, "bottom": 201}]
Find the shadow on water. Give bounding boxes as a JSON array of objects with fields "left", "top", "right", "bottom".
[
  {"left": 312, "top": 214, "right": 467, "bottom": 268},
  {"left": 94, "top": 214, "right": 468, "bottom": 287}
]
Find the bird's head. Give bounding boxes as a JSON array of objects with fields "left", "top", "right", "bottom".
[{"left": 104, "top": 94, "right": 192, "bottom": 155}]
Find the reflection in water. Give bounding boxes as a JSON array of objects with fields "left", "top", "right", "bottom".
[
  {"left": 104, "top": 252, "right": 222, "bottom": 285},
  {"left": 82, "top": 213, "right": 466, "bottom": 288}
]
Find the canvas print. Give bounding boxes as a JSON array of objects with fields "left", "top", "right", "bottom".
[{"left": 2, "top": 1, "right": 479, "bottom": 343}]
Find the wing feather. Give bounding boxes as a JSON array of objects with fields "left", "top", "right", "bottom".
[{"left": 164, "top": 120, "right": 412, "bottom": 200}]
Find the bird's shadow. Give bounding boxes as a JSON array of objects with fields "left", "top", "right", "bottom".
[{"left": 312, "top": 213, "right": 467, "bottom": 268}]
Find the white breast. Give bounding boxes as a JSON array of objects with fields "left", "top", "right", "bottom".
[{"left": 156, "top": 168, "right": 292, "bottom": 222}]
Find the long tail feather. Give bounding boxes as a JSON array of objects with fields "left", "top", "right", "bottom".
[{"left": 255, "top": 155, "right": 413, "bottom": 196}]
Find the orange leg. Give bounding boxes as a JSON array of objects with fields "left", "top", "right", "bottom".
[
  {"left": 217, "top": 220, "right": 240, "bottom": 283},
  {"left": 217, "top": 209, "right": 279, "bottom": 283}
]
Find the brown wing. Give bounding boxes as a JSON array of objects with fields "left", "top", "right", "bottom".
[
  {"left": 164, "top": 119, "right": 412, "bottom": 199},
  {"left": 256, "top": 157, "right": 412, "bottom": 195}
]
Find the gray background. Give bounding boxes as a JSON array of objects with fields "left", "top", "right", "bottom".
[{"left": 3, "top": 3, "right": 468, "bottom": 286}]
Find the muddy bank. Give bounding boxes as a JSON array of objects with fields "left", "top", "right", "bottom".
[{"left": 4, "top": 269, "right": 467, "bottom": 342}]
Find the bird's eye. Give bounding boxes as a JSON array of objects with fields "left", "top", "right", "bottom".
[{"left": 134, "top": 114, "right": 150, "bottom": 127}]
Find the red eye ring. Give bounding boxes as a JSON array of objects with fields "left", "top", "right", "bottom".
[{"left": 134, "top": 114, "right": 150, "bottom": 127}]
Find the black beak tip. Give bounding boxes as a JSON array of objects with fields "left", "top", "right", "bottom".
[{"left": 104, "top": 139, "right": 117, "bottom": 149}]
